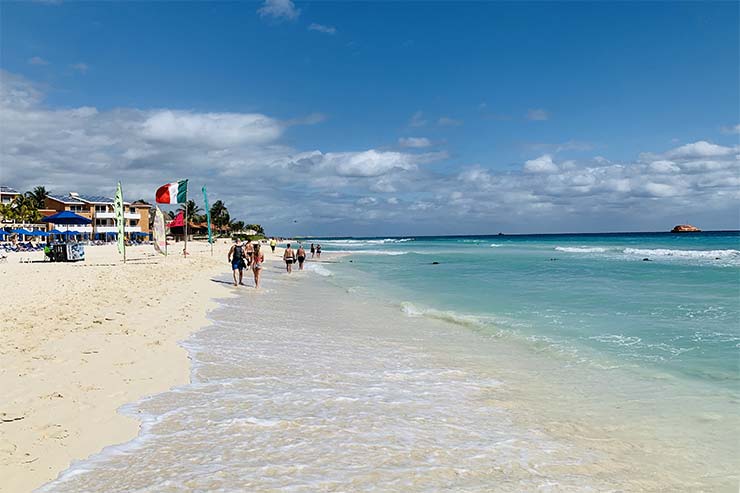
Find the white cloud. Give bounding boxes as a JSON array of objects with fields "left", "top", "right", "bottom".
[
  {"left": 321, "top": 149, "right": 425, "bottom": 177},
  {"left": 308, "top": 23, "right": 336, "bottom": 35},
  {"left": 2, "top": 70, "right": 738, "bottom": 235},
  {"left": 258, "top": 0, "right": 299, "bottom": 21},
  {"left": 720, "top": 124, "right": 740, "bottom": 135},
  {"left": 409, "top": 111, "right": 426, "bottom": 127},
  {"left": 398, "top": 137, "right": 431, "bottom": 148},
  {"left": 28, "top": 56, "right": 49, "bottom": 66},
  {"left": 142, "top": 110, "right": 283, "bottom": 147},
  {"left": 438, "top": 116, "right": 462, "bottom": 126},
  {"left": 526, "top": 108, "right": 549, "bottom": 121},
  {"left": 356, "top": 196, "right": 377, "bottom": 206},
  {"left": 70, "top": 62, "right": 89, "bottom": 74},
  {"left": 524, "top": 154, "right": 558, "bottom": 174},
  {"left": 663, "top": 140, "right": 735, "bottom": 160}
]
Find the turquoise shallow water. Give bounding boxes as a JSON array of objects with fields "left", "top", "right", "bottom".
[{"left": 313, "top": 232, "right": 740, "bottom": 388}]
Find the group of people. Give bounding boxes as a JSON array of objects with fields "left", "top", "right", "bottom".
[
  {"left": 227, "top": 238, "right": 265, "bottom": 288},
  {"left": 281, "top": 242, "right": 321, "bottom": 272},
  {"left": 228, "top": 239, "right": 323, "bottom": 287}
]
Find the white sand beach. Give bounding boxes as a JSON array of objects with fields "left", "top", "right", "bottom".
[{"left": 0, "top": 240, "right": 287, "bottom": 493}]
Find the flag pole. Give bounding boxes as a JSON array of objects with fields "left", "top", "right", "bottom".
[
  {"left": 122, "top": 182, "right": 126, "bottom": 264},
  {"left": 184, "top": 206, "right": 188, "bottom": 257}
]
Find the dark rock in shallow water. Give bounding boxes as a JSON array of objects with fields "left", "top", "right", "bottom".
[
  {"left": 642, "top": 258, "right": 651, "bottom": 261},
  {"left": 431, "top": 261, "right": 440, "bottom": 265}
]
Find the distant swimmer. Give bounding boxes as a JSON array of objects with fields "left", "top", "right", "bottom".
[
  {"left": 270, "top": 238, "right": 277, "bottom": 253},
  {"left": 228, "top": 237, "right": 247, "bottom": 286},
  {"left": 252, "top": 244, "right": 264, "bottom": 288},
  {"left": 310, "top": 243, "right": 315, "bottom": 258},
  {"left": 283, "top": 243, "right": 296, "bottom": 273},
  {"left": 296, "top": 244, "right": 306, "bottom": 270},
  {"left": 316, "top": 243, "right": 322, "bottom": 259}
]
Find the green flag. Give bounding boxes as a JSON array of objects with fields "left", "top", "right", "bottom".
[
  {"left": 114, "top": 181, "right": 125, "bottom": 260},
  {"left": 202, "top": 186, "right": 212, "bottom": 244}
]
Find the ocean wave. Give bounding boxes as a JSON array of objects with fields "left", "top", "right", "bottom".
[
  {"left": 333, "top": 249, "right": 411, "bottom": 256},
  {"left": 622, "top": 248, "right": 740, "bottom": 260},
  {"left": 553, "top": 246, "right": 740, "bottom": 266},
  {"left": 400, "top": 302, "right": 499, "bottom": 329},
  {"left": 554, "top": 246, "right": 609, "bottom": 253},
  {"left": 304, "top": 264, "right": 333, "bottom": 277},
  {"left": 490, "top": 243, "right": 502, "bottom": 247},
  {"left": 398, "top": 303, "right": 588, "bottom": 363},
  {"left": 320, "top": 238, "right": 414, "bottom": 246}
]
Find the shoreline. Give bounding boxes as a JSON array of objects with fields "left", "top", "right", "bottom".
[
  {"left": 4, "top": 243, "right": 737, "bottom": 491},
  {"left": 37, "top": 255, "right": 738, "bottom": 491},
  {"left": 0, "top": 240, "right": 271, "bottom": 492}
]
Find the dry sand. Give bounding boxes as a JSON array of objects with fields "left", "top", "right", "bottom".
[{"left": 0, "top": 239, "right": 285, "bottom": 493}]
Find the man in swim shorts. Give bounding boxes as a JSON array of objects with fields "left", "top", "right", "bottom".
[
  {"left": 228, "top": 238, "right": 247, "bottom": 286},
  {"left": 283, "top": 243, "right": 295, "bottom": 273},
  {"left": 245, "top": 239, "right": 254, "bottom": 267},
  {"left": 296, "top": 244, "right": 306, "bottom": 270},
  {"left": 270, "top": 237, "right": 277, "bottom": 253}
]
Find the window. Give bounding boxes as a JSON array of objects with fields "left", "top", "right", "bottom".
[
  {"left": 130, "top": 219, "right": 139, "bottom": 226},
  {"left": 129, "top": 207, "right": 136, "bottom": 214},
  {"left": 95, "top": 205, "right": 107, "bottom": 213},
  {"left": 70, "top": 205, "right": 85, "bottom": 212}
]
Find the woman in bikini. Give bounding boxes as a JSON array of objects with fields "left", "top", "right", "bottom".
[{"left": 252, "top": 244, "right": 264, "bottom": 288}]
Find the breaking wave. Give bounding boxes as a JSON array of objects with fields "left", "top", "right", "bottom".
[{"left": 554, "top": 246, "right": 609, "bottom": 253}]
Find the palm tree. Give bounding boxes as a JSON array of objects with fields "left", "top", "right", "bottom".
[
  {"left": 179, "top": 200, "right": 202, "bottom": 222},
  {"left": 230, "top": 220, "right": 245, "bottom": 232},
  {"left": 210, "top": 200, "right": 231, "bottom": 231},
  {"left": 25, "top": 186, "right": 48, "bottom": 209},
  {"left": 5, "top": 195, "right": 41, "bottom": 224}
]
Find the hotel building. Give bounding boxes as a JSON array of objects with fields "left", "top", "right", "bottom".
[
  {"left": 0, "top": 186, "right": 21, "bottom": 205},
  {"left": 44, "top": 192, "right": 151, "bottom": 236}
]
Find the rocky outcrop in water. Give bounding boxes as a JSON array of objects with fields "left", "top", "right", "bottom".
[{"left": 671, "top": 224, "right": 701, "bottom": 233}]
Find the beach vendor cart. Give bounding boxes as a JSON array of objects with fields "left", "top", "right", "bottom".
[{"left": 41, "top": 211, "right": 92, "bottom": 262}]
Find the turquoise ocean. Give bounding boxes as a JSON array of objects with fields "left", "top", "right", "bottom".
[{"left": 315, "top": 231, "right": 740, "bottom": 388}]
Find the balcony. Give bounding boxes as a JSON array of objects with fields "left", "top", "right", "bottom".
[
  {"left": 96, "top": 226, "right": 142, "bottom": 233},
  {"left": 95, "top": 212, "right": 140, "bottom": 220}
]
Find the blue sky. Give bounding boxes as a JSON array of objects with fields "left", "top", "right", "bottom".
[{"left": 1, "top": 1, "right": 738, "bottom": 235}]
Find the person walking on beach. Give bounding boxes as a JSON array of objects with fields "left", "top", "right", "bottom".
[
  {"left": 228, "top": 238, "right": 247, "bottom": 286},
  {"left": 245, "top": 239, "right": 254, "bottom": 267},
  {"left": 310, "top": 243, "right": 315, "bottom": 258},
  {"left": 296, "top": 244, "right": 306, "bottom": 270},
  {"left": 270, "top": 237, "right": 277, "bottom": 253},
  {"left": 252, "top": 244, "right": 264, "bottom": 288},
  {"left": 283, "top": 243, "right": 296, "bottom": 273},
  {"left": 316, "top": 243, "right": 322, "bottom": 259}
]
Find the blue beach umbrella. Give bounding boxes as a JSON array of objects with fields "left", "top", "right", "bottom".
[{"left": 41, "top": 211, "right": 92, "bottom": 225}]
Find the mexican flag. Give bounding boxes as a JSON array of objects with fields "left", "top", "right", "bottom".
[{"left": 155, "top": 180, "right": 188, "bottom": 204}]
